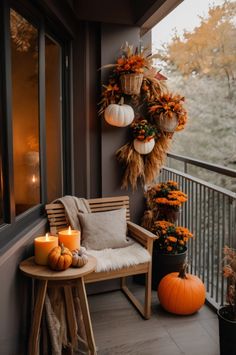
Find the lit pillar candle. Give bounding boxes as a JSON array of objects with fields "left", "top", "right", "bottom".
[
  {"left": 34, "top": 233, "right": 58, "bottom": 265},
  {"left": 58, "top": 226, "right": 80, "bottom": 251}
]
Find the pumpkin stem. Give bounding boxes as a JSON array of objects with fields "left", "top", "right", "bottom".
[
  {"left": 60, "top": 243, "right": 65, "bottom": 254},
  {"left": 178, "top": 263, "right": 188, "bottom": 279},
  {"left": 119, "top": 97, "right": 124, "bottom": 105}
]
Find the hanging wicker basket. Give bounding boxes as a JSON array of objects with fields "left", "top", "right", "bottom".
[
  {"left": 120, "top": 73, "right": 143, "bottom": 95},
  {"left": 155, "top": 112, "right": 179, "bottom": 133}
]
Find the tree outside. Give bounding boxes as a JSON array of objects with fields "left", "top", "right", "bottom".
[{"left": 152, "top": 1, "right": 236, "bottom": 191}]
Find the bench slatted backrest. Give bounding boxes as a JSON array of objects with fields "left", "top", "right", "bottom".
[
  {"left": 45, "top": 196, "right": 130, "bottom": 235},
  {"left": 87, "top": 196, "right": 130, "bottom": 220}
]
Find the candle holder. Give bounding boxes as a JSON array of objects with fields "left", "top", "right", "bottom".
[
  {"left": 34, "top": 233, "right": 58, "bottom": 265},
  {"left": 58, "top": 226, "right": 80, "bottom": 251}
]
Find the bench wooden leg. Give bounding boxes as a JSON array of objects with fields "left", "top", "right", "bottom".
[
  {"left": 144, "top": 263, "right": 152, "bottom": 319},
  {"left": 29, "top": 280, "right": 48, "bottom": 355},
  {"left": 121, "top": 272, "right": 152, "bottom": 320},
  {"left": 77, "top": 278, "right": 97, "bottom": 355}
]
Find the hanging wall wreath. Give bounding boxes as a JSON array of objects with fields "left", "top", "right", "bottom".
[{"left": 99, "top": 42, "right": 188, "bottom": 190}]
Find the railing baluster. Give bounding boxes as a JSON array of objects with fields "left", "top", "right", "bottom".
[
  {"left": 190, "top": 179, "right": 194, "bottom": 274},
  {"left": 202, "top": 185, "right": 206, "bottom": 283},
  {"left": 211, "top": 189, "right": 215, "bottom": 298},
  {"left": 157, "top": 161, "right": 235, "bottom": 310},
  {"left": 207, "top": 187, "right": 210, "bottom": 293},
  {"left": 221, "top": 194, "right": 226, "bottom": 306},
  {"left": 194, "top": 182, "right": 198, "bottom": 276},
  {"left": 198, "top": 184, "right": 202, "bottom": 278},
  {"left": 216, "top": 192, "right": 220, "bottom": 303}
]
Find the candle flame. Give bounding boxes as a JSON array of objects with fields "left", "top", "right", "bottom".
[
  {"left": 68, "top": 226, "right": 71, "bottom": 235},
  {"left": 32, "top": 174, "right": 36, "bottom": 183},
  {"left": 46, "top": 233, "right": 49, "bottom": 241}
]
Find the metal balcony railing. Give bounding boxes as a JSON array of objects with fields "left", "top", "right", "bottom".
[{"left": 158, "top": 153, "right": 236, "bottom": 309}]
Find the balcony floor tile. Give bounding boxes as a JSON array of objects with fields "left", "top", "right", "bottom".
[{"left": 88, "top": 284, "right": 219, "bottom": 355}]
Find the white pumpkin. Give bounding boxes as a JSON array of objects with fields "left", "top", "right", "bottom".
[
  {"left": 104, "top": 99, "right": 134, "bottom": 127},
  {"left": 133, "top": 138, "right": 155, "bottom": 155}
]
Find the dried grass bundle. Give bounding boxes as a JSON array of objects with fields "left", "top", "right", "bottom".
[
  {"left": 144, "top": 135, "right": 170, "bottom": 184},
  {"left": 141, "top": 210, "right": 155, "bottom": 231},
  {"left": 116, "top": 143, "right": 144, "bottom": 190}
]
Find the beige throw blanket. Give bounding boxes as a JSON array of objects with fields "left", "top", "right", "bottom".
[
  {"left": 45, "top": 196, "right": 92, "bottom": 355},
  {"left": 54, "top": 196, "right": 91, "bottom": 230}
]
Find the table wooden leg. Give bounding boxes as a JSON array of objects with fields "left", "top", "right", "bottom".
[
  {"left": 29, "top": 280, "right": 47, "bottom": 355},
  {"left": 64, "top": 286, "right": 78, "bottom": 351},
  {"left": 77, "top": 278, "right": 97, "bottom": 355}
]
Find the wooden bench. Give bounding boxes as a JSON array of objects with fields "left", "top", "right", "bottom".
[{"left": 45, "top": 195, "right": 156, "bottom": 319}]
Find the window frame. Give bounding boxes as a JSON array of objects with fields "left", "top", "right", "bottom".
[{"left": 0, "top": 0, "right": 72, "bottom": 250}]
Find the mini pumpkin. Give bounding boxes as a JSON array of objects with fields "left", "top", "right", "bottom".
[
  {"left": 48, "top": 244, "right": 72, "bottom": 271},
  {"left": 157, "top": 264, "right": 206, "bottom": 315},
  {"left": 71, "top": 247, "right": 88, "bottom": 268}
]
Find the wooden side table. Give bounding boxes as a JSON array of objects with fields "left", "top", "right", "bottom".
[{"left": 19, "top": 256, "right": 97, "bottom": 355}]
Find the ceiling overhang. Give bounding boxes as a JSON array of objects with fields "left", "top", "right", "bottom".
[
  {"left": 67, "top": 0, "right": 183, "bottom": 32},
  {"left": 137, "top": 0, "right": 183, "bottom": 36}
]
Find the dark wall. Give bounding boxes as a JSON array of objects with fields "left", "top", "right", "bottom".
[
  {"left": 73, "top": 21, "right": 101, "bottom": 199},
  {"left": 0, "top": 220, "right": 47, "bottom": 355},
  {"left": 73, "top": 22, "right": 147, "bottom": 224},
  {"left": 100, "top": 23, "right": 146, "bottom": 223}
]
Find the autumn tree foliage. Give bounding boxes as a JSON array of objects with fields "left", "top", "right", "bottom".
[{"left": 158, "top": 1, "right": 236, "bottom": 96}]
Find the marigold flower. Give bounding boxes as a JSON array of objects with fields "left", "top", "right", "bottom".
[
  {"left": 223, "top": 265, "right": 234, "bottom": 278},
  {"left": 167, "top": 236, "right": 177, "bottom": 243}
]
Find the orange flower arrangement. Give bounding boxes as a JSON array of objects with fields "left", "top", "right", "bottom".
[
  {"left": 148, "top": 93, "right": 188, "bottom": 131},
  {"left": 115, "top": 55, "right": 147, "bottom": 74},
  {"left": 113, "top": 42, "right": 150, "bottom": 75},
  {"left": 154, "top": 220, "right": 193, "bottom": 254},
  {"left": 98, "top": 79, "right": 122, "bottom": 116},
  {"left": 146, "top": 180, "right": 188, "bottom": 211},
  {"left": 131, "top": 119, "right": 156, "bottom": 142}
]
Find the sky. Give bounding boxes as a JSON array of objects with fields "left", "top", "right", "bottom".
[{"left": 152, "top": 0, "right": 231, "bottom": 50}]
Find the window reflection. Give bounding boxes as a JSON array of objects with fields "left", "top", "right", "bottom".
[
  {"left": 45, "top": 36, "right": 63, "bottom": 202},
  {"left": 10, "top": 9, "right": 40, "bottom": 215}
]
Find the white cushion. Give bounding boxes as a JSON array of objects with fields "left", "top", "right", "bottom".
[
  {"left": 85, "top": 240, "right": 151, "bottom": 273},
  {"left": 78, "top": 208, "right": 129, "bottom": 250}
]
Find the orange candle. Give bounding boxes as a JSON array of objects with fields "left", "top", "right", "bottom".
[
  {"left": 34, "top": 233, "right": 58, "bottom": 265},
  {"left": 58, "top": 226, "right": 80, "bottom": 251}
]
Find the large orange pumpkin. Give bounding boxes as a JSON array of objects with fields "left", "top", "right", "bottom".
[
  {"left": 157, "top": 265, "right": 206, "bottom": 315},
  {"left": 48, "top": 244, "right": 72, "bottom": 271}
]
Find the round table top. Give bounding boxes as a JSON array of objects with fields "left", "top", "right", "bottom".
[{"left": 19, "top": 256, "right": 97, "bottom": 281}]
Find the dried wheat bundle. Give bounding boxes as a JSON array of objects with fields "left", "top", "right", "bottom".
[
  {"left": 141, "top": 210, "right": 155, "bottom": 231},
  {"left": 116, "top": 143, "right": 145, "bottom": 189},
  {"left": 144, "top": 135, "right": 170, "bottom": 184}
]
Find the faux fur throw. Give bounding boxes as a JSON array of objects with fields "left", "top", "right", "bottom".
[
  {"left": 86, "top": 240, "right": 151, "bottom": 273},
  {"left": 54, "top": 195, "right": 91, "bottom": 231}
]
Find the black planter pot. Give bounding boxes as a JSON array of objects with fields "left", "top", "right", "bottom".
[
  {"left": 152, "top": 248, "right": 187, "bottom": 290},
  {"left": 156, "top": 207, "right": 180, "bottom": 223},
  {"left": 217, "top": 306, "right": 236, "bottom": 355},
  {"left": 134, "top": 248, "right": 187, "bottom": 290}
]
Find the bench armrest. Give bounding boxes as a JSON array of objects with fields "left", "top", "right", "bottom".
[{"left": 127, "top": 221, "right": 157, "bottom": 253}]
